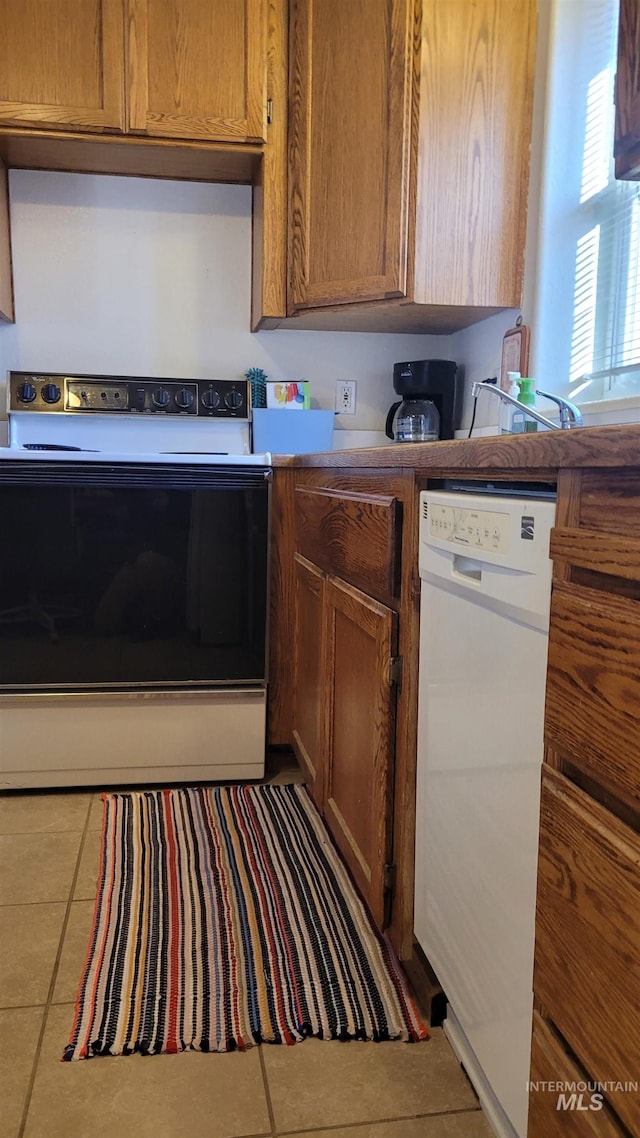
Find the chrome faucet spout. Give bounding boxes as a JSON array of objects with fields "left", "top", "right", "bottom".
[{"left": 470, "top": 382, "right": 558, "bottom": 431}]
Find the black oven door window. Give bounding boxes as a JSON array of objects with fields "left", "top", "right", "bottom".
[{"left": 0, "top": 462, "right": 270, "bottom": 690}]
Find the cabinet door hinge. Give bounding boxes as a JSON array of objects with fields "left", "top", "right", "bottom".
[
  {"left": 389, "top": 655, "right": 402, "bottom": 688},
  {"left": 383, "top": 862, "right": 396, "bottom": 926},
  {"left": 383, "top": 863, "right": 396, "bottom": 892},
  {"left": 266, "top": 99, "right": 273, "bottom": 124}
]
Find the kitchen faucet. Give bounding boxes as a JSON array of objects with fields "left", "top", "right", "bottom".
[{"left": 471, "top": 381, "right": 583, "bottom": 430}]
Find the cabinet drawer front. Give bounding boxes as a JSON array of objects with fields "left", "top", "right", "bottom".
[
  {"left": 546, "top": 581, "right": 640, "bottom": 813},
  {"left": 579, "top": 469, "right": 640, "bottom": 536},
  {"left": 534, "top": 771, "right": 640, "bottom": 1134},
  {"left": 295, "top": 487, "right": 400, "bottom": 604},
  {"left": 529, "top": 1012, "right": 626, "bottom": 1137}
]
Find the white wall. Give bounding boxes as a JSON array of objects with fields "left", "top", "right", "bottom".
[
  {"left": 451, "top": 309, "right": 520, "bottom": 433},
  {"left": 0, "top": 170, "right": 451, "bottom": 445}
]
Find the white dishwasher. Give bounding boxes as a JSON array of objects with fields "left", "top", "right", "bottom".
[{"left": 414, "top": 486, "right": 556, "bottom": 1138}]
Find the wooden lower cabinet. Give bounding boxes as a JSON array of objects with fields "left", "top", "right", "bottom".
[
  {"left": 322, "top": 576, "right": 397, "bottom": 929},
  {"left": 528, "top": 468, "right": 640, "bottom": 1137},
  {"left": 292, "top": 554, "right": 326, "bottom": 807},
  {"left": 285, "top": 472, "right": 413, "bottom": 944},
  {"left": 533, "top": 771, "right": 640, "bottom": 1135},
  {"left": 529, "top": 1013, "right": 626, "bottom": 1137},
  {"left": 291, "top": 558, "right": 399, "bottom": 929}
]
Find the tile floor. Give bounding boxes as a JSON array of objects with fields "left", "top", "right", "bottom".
[{"left": 0, "top": 757, "right": 492, "bottom": 1138}]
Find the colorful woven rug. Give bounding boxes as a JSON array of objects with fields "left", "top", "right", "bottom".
[{"left": 64, "top": 784, "right": 426, "bottom": 1059}]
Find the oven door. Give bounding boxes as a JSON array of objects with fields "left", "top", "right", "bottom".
[{"left": 0, "top": 461, "right": 270, "bottom": 691}]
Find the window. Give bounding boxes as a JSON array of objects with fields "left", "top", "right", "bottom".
[{"left": 533, "top": 0, "right": 640, "bottom": 407}]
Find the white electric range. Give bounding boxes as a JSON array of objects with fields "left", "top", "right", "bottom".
[{"left": 0, "top": 371, "right": 272, "bottom": 790}]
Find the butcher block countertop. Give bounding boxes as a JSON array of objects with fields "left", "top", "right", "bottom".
[{"left": 271, "top": 422, "right": 640, "bottom": 472}]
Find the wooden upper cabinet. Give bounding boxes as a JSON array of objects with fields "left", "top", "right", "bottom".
[
  {"left": 288, "top": 0, "right": 413, "bottom": 310},
  {"left": 414, "top": 0, "right": 536, "bottom": 309},
  {"left": 615, "top": 0, "right": 640, "bottom": 179},
  {"left": 287, "top": 0, "right": 536, "bottom": 324},
  {"left": 126, "top": 0, "right": 267, "bottom": 142},
  {"left": 0, "top": 160, "right": 14, "bottom": 322},
  {"left": 0, "top": 0, "right": 125, "bottom": 132}
]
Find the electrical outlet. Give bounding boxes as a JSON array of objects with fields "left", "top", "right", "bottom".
[{"left": 335, "top": 380, "right": 356, "bottom": 415}]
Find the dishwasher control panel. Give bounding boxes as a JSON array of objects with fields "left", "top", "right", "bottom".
[
  {"left": 420, "top": 491, "right": 557, "bottom": 591},
  {"left": 428, "top": 502, "right": 509, "bottom": 554}
]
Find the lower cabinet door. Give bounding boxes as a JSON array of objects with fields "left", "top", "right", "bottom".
[
  {"left": 533, "top": 769, "right": 640, "bottom": 1135},
  {"left": 292, "top": 554, "right": 326, "bottom": 806},
  {"left": 529, "top": 1012, "right": 626, "bottom": 1137},
  {"left": 322, "top": 575, "right": 397, "bottom": 927}
]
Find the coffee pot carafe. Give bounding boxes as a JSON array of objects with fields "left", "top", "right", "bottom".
[{"left": 385, "top": 397, "right": 440, "bottom": 442}]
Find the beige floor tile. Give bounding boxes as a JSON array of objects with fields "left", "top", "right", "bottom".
[
  {"left": 24, "top": 1005, "right": 271, "bottom": 1138},
  {"left": 263, "top": 1030, "right": 479, "bottom": 1132},
  {"left": 52, "top": 901, "right": 95, "bottom": 1005},
  {"left": 0, "top": 832, "right": 82, "bottom": 905},
  {"left": 73, "top": 831, "right": 102, "bottom": 901},
  {"left": 264, "top": 751, "right": 305, "bottom": 786},
  {"left": 0, "top": 904, "right": 66, "bottom": 1008},
  {"left": 266, "top": 768, "right": 306, "bottom": 786},
  {"left": 283, "top": 1112, "right": 493, "bottom": 1138},
  {"left": 0, "top": 793, "right": 91, "bottom": 835},
  {"left": 0, "top": 1006, "right": 45, "bottom": 1138},
  {"left": 88, "top": 796, "right": 105, "bottom": 831}
]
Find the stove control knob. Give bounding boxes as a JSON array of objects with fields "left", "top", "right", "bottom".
[
  {"left": 152, "top": 387, "right": 171, "bottom": 409},
  {"left": 17, "top": 381, "right": 37, "bottom": 404},
  {"left": 224, "top": 388, "right": 243, "bottom": 411},
  {"left": 175, "top": 387, "right": 194, "bottom": 410},
  {"left": 201, "top": 388, "right": 220, "bottom": 411},
  {"left": 41, "top": 382, "right": 61, "bottom": 404}
]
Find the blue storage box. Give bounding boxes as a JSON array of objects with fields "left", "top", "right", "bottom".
[{"left": 252, "top": 408, "right": 335, "bottom": 455}]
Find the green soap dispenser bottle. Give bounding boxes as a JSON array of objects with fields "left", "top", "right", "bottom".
[{"left": 515, "top": 377, "right": 538, "bottom": 433}]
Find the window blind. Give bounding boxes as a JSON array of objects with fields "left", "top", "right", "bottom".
[{"left": 535, "top": 0, "right": 640, "bottom": 406}]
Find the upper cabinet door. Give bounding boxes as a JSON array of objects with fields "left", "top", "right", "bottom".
[
  {"left": 288, "top": 0, "right": 413, "bottom": 311},
  {"left": 413, "top": 0, "right": 536, "bottom": 309},
  {"left": 615, "top": 0, "right": 640, "bottom": 179},
  {"left": 0, "top": 0, "right": 125, "bottom": 132},
  {"left": 126, "top": 0, "right": 267, "bottom": 142}
]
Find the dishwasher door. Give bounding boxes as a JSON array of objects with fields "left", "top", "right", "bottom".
[{"left": 414, "top": 489, "right": 555, "bottom": 1138}]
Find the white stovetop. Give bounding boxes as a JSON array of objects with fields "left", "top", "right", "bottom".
[
  {"left": 2, "top": 409, "right": 270, "bottom": 464},
  {"left": 0, "top": 447, "right": 271, "bottom": 465}
]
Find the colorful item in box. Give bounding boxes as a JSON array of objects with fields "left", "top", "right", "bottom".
[{"left": 265, "top": 381, "right": 310, "bottom": 409}]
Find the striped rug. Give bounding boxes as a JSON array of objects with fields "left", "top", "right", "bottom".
[{"left": 64, "top": 784, "right": 427, "bottom": 1059}]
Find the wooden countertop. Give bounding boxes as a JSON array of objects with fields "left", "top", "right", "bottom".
[{"left": 271, "top": 423, "right": 640, "bottom": 473}]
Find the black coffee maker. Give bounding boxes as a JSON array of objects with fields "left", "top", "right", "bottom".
[{"left": 385, "top": 359, "right": 461, "bottom": 442}]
